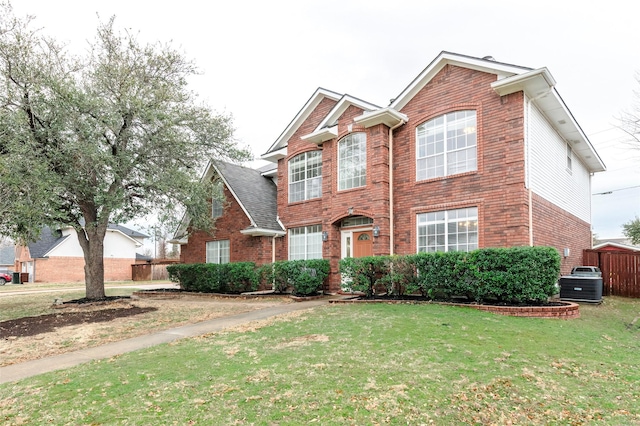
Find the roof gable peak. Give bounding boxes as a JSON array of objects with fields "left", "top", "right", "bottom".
[
  {"left": 390, "top": 51, "right": 530, "bottom": 111},
  {"left": 262, "top": 87, "right": 342, "bottom": 161}
]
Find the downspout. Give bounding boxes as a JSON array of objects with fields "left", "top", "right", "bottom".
[
  {"left": 388, "top": 120, "right": 406, "bottom": 256},
  {"left": 271, "top": 234, "right": 279, "bottom": 264}
]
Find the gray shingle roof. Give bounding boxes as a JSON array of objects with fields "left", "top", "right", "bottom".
[
  {"left": 28, "top": 224, "right": 146, "bottom": 258},
  {"left": 0, "top": 245, "right": 15, "bottom": 265},
  {"left": 108, "top": 224, "right": 148, "bottom": 239},
  {"left": 214, "top": 161, "right": 282, "bottom": 232},
  {"left": 28, "top": 227, "right": 68, "bottom": 258}
]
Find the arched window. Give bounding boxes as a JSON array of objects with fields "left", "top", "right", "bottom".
[
  {"left": 416, "top": 110, "right": 477, "bottom": 180},
  {"left": 338, "top": 132, "right": 366, "bottom": 190}
]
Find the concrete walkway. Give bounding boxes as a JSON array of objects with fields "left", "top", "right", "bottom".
[{"left": 0, "top": 298, "right": 330, "bottom": 384}]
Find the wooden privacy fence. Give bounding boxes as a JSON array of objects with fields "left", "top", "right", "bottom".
[
  {"left": 131, "top": 261, "right": 179, "bottom": 281},
  {"left": 583, "top": 249, "right": 640, "bottom": 297}
]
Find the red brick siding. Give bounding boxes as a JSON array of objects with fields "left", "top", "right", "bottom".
[
  {"left": 32, "top": 257, "right": 135, "bottom": 282},
  {"left": 279, "top": 101, "right": 392, "bottom": 290},
  {"left": 180, "top": 64, "right": 593, "bottom": 292},
  {"left": 180, "top": 182, "right": 283, "bottom": 266},
  {"left": 531, "top": 192, "right": 591, "bottom": 275},
  {"left": 393, "top": 65, "right": 530, "bottom": 255}
]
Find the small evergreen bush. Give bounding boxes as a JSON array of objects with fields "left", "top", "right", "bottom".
[
  {"left": 339, "top": 256, "right": 390, "bottom": 298},
  {"left": 268, "top": 259, "right": 330, "bottom": 296}
]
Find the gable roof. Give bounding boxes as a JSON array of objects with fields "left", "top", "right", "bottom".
[
  {"left": 27, "top": 224, "right": 146, "bottom": 258},
  {"left": 389, "top": 51, "right": 530, "bottom": 110},
  {"left": 212, "top": 161, "right": 284, "bottom": 236},
  {"left": 108, "top": 224, "right": 148, "bottom": 239},
  {"left": 592, "top": 241, "right": 640, "bottom": 252},
  {"left": 263, "top": 51, "right": 605, "bottom": 174},
  {"left": 302, "top": 94, "right": 382, "bottom": 144},
  {"left": 28, "top": 227, "right": 69, "bottom": 258},
  {"left": 390, "top": 51, "right": 605, "bottom": 173},
  {"left": 262, "top": 87, "right": 342, "bottom": 161}
]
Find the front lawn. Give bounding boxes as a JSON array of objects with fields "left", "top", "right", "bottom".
[{"left": 1, "top": 297, "right": 639, "bottom": 425}]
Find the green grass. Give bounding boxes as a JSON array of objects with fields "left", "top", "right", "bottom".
[{"left": 1, "top": 298, "right": 639, "bottom": 425}]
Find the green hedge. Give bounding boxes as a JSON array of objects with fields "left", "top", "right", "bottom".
[
  {"left": 168, "top": 259, "right": 330, "bottom": 296},
  {"left": 339, "top": 256, "right": 390, "bottom": 298},
  {"left": 167, "top": 262, "right": 258, "bottom": 294},
  {"left": 339, "top": 246, "right": 560, "bottom": 304},
  {"left": 266, "top": 259, "right": 330, "bottom": 296}
]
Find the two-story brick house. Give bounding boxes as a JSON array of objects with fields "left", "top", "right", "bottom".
[{"left": 178, "top": 51, "right": 605, "bottom": 292}]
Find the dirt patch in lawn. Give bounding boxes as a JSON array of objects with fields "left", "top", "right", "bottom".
[{"left": 0, "top": 296, "right": 290, "bottom": 367}]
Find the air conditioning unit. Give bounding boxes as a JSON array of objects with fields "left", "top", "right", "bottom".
[{"left": 559, "top": 276, "right": 603, "bottom": 303}]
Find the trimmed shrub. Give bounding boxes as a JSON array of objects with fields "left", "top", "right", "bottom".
[
  {"left": 409, "top": 251, "right": 472, "bottom": 299},
  {"left": 270, "top": 261, "right": 294, "bottom": 293},
  {"left": 167, "top": 263, "right": 223, "bottom": 293},
  {"left": 468, "top": 246, "right": 560, "bottom": 304},
  {"left": 166, "top": 262, "right": 258, "bottom": 294},
  {"left": 338, "top": 246, "right": 559, "bottom": 304},
  {"left": 378, "top": 255, "right": 418, "bottom": 297},
  {"left": 339, "top": 256, "right": 390, "bottom": 298},
  {"left": 224, "top": 262, "right": 259, "bottom": 293},
  {"left": 268, "top": 259, "right": 330, "bottom": 296}
]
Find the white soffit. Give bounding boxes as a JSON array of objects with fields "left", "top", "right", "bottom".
[
  {"left": 354, "top": 107, "right": 408, "bottom": 128},
  {"left": 301, "top": 125, "right": 338, "bottom": 144},
  {"left": 492, "top": 68, "right": 605, "bottom": 173},
  {"left": 261, "top": 146, "right": 287, "bottom": 163}
]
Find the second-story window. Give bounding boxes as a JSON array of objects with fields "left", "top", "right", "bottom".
[
  {"left": 211, "top": 181, "right": 224, "bottom": 218},
  {"left": 338, "top": 132, "right": 366, "bottom": 190},
  {"left": 289, "top": 151, "right": 322, "bottom": 203},
  {"left": 416, "top": 110, "right": 477, "bottom": 180}
]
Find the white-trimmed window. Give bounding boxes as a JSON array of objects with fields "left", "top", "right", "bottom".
[
  {"left": 206, "top": 240, "right": 229, "bottom": 264},
  {"left": 417, "top": 207, "right": 478, "bottom": 252},
  {"left": 566, "top": 143, "right": 573, "bottom": 171},
  {"left": 289, "top": 225, "right": 322, "bottom": 260},
  {"left": 211, "top": 181, "right": 224, "bottom": 218},
  {"left": 289, "top": 151, "right": 322, "bottom": 202},
  {"left": 416, "top": 110, "right": 477, "bottom": 180},
  {"left": 338, "top": 132, "right": 366, "bottom": 190}
]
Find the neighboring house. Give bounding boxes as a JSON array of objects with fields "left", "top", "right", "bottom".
[
  {"left": 0, "top": 244, "right": 15, "bottom": 271},
  {"left": 15, "top": 224, "right": 148, "bottom": 283},
  {"left": 178, "top": 51, "right": 606, "bottom": 292},
  {"left": 0, "top": 244, "right": 16, "bottom": 271},
  {"left": 592, "top": 240, "right": 640, "bottom": 253}
]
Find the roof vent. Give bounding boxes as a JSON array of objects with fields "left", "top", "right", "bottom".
[{"left": 482, "top": 56, "right": 496, "bottom": 61}]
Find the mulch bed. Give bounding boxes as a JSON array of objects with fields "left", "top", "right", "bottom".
[{"left": 1, "top": 300, "right": 157, "bottom": 339}]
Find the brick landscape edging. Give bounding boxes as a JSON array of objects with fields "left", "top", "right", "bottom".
[{"left": 330, "top": 299, "right": 580, "bottom": 319}]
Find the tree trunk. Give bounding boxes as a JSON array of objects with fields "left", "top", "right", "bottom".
[{"left": 76, "top": 218, "right": 108, "bottom": 300}]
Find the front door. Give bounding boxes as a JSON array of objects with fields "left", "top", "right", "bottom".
[
  {"left": 340, "top": 229, "right": 373, "bottom": 292},
  {"left": 353, "top": 230, "right": 373, "bottom": 258}
]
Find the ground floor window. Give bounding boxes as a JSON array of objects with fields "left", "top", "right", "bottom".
[
  {"left": 206, "top": 240, "right": 230, "bottom": 264},
  {"left": 417, "top": 207, "right": 478, "bottom": 252},
  {"left": 289, "top": 224, "right": 322, "bottom": 260}
]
